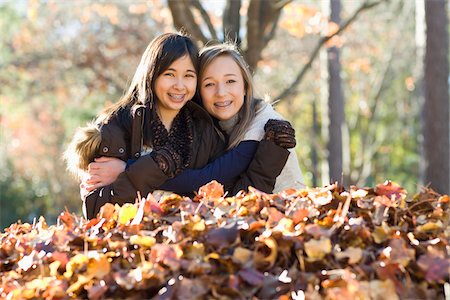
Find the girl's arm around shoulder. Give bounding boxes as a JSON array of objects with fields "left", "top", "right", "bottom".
[
  {"left": 229, "top": 141, "right": 290, "bottom": 195},
  {"left": 160, "top": 140, "right": 259, "bottom": 194}
]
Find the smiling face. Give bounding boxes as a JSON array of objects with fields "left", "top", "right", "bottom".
[
  {"left": 154, "top": 55, "right": 197, "bottom": 121},
  {"left": 200, "top": 55, "right": 246, "bottom": 121}
]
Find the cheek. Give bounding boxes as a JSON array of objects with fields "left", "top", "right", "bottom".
[
  {"left": 188, "top": 80, "right": 197, "bottom": 93},
  {"left": 200, "top": 91, "right": 213, "bottom": 107},
  {"left": 154, "top": 78, "right": 168, "bottom": 93}
]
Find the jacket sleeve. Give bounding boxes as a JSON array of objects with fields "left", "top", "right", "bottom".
[
  {"left": 83, "top": 155, "right": 169, "bottom": 219},
  {"left": 160, "top": 141, "right": 258, "bottom": 194},
  {"left": 229, "top": 140, "right": 290, "bottom": 195},
  {"left": 112, "top": 154, "right": 169, "bottom": 198},
  {"left": 95, "top": 110, "right": 131, "bottom": 161},
  {"left": 83, "top": 186, "right": 115, "bottom": 219}
]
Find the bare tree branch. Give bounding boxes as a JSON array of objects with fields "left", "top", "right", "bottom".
[
  {"left": 223, "top": 0, "right": 242, "bottom": 44},
  {"left": 263, "top": 10, "right": 281, "bottom": 47},
  {"left": 168, "top": 0, "right": 208, "bottom": 44},
  {"left": 191, "top": 0, "right": 218, "bottom": 41},
  {"left": 245, "top": 0, "right": 262, "bottom": 70},
  {"left": 245, "top": 0, "right": 286, "bottom": 70},
  {"left": 274, "top": 0, "right": 293, "bottom": 10},
  {"left": 275, "top": 0, "right": 386, "bottom": 101}
]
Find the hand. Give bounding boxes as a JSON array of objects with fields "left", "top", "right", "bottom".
[
  {"left": 80, "top": 181, "right": 90, "bottom": 201},
  {"left": 151, "top": 145, "right": 184, "bottom": 178},
  {"left": 85, "top": 157, "right": 126, "bottom": 190},
  {"left": 263, "top": 119, "right": 296, "bottom": 149}
]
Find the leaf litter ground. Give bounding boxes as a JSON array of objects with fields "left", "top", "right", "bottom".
[{"left": 0, "top": 180, "right": 449, "bottom": 299}]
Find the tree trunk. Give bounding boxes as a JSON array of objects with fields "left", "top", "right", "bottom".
[
  {"left": 422, "top": 0, "right": 449, "bottom": 194},
  {"left": 311, "top": 101, "right": 319, "bottom": 187},
  {"left": 223, "top": 0, "right": 241, "bottom": 45},
  {"left": 327, "top": 0, "right": 345, "bottom": 184}
]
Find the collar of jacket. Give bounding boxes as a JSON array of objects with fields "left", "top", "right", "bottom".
[{"left": 130, "top": 101, "right": 219, "bottom": 160}]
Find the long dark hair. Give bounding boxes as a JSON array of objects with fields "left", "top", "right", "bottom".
[{"left": 98, "top": 32, "right": 199, "bottom": 123}]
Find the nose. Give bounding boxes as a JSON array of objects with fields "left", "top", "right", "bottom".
[
  {"left": 173, "top": 77, "right": 185, "bottom": 90},
  {"left": 216, "top": 82, "right": 226, "bottom": 97}
]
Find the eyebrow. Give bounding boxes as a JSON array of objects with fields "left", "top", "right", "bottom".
[
  {"left": 202, "top": 73, "right": 238, "bottom": 82},
  {"left": 166, "top": 68, "right": 196, "bottom": 73}
]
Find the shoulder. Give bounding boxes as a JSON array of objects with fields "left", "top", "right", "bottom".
[
  {"left": 244, "top": 103, "right": 285, "bottom": 141},
  {"left": 184, "top": 101, "right": 214, "bottom": 123},
  {"left": 183, "top": 101, "right": 217, "bottom": 133}
]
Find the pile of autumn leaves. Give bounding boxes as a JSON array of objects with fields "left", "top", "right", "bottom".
[{"left": 0, "top": 181, "right": 449, "bottom": 299}]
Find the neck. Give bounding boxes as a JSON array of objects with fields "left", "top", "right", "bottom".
[
  {"left": 219, "top": 114, "right": 239, "bottom": 135},
  {"left": 156, "top": 105, "right": 179, "bottom": 130}
]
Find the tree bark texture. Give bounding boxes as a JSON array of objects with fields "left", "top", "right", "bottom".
[
  {"left": 223, "top": 0, "right": 241, "bottom": 44},
  {"left": 327, "top": 0, "right": 345, "bottom": 184},
  {"left": 423, "top": 0, "right": 449, "bottom": 194},
  {"left": 167, "top": 0, "right": 288, "bottom": 71}
]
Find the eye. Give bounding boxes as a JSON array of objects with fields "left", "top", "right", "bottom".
[
  {"left": 185, "top": 73, "right": 196, "bottom": 78},
  {"left": 164, "top": 72, "right": 175, "bottom": 77},
  {"left": 226, "top": 79, "right": 236, "bottom": 84},
  {"left": 204, "top": 82, "right": 214, "bottom": 87}
]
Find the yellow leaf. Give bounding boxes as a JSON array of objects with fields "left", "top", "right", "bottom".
[
  {"left": 118, "top": 203, "right": 138, "bottom": 225},
  {"left": 192, "top": 218, "right": 206, "bottom": 231},
  {"left": 184, "top": 242, "right": 205, "bottom": 260},
  {"left": 205, "top": 252, "right": 220, "bottom": 261},
  {"left": 64, "top": 253, "right": 89, "bottom": 278},
  {"left": 67, "top": 274, "right": 92, "bottom": 294},
  {"left": 87, "top": 253, "right": 111, "bottom": 279},
  {"left": 304, "top": 237, "right": 332, "bottom": 260},
  {"left": 416, "top": 221, "right": 443, "bottom": 232},
  {"left": 254, "top": 236, "right": 278, "bottom": 269},
  {"left": 49, "top": 261, "right": 61, "bottom": 277},
  {"left": 130, "top": 235, "right": 156, "bottom": 248},
  {"left": 233, "top": 247, "right": 253, "bottom": 265},
  {"left": 368, "top": 280, "right": 399, "bottom": 300},
  {"left": 273, "top": 217, "right": 294, "bottom": 233},
  {"left": 372, "top": 223, "right": 390, "bottom": 244},
  {"left": 335, "top": 247, "right": 363, "bottom": 264}
]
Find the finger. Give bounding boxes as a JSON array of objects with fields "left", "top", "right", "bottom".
[
  {"left": 276, "top": 137, "right": 296, "bottom": 145},
  {"left": 88, "top": 163, "right": 100, "bottom": 172},
  {"left": 95, "top": 156, "right": 113, "bottom": 162},
  {"left": 87, "top": 182, "right": 105, "bottom": 191},
  {"left": 86, "top": 176, "right": 101, "bottom": 185},
  {"left": 273, "top": 125, "right": 294, "bottom": 133},
  {"left": 278, "top": 141, "right": 296, "bottom": 148},
  {"left": 87, "top": 168, "right": 101, "bottom": 177},
  {"left": 274, "top": 136, "right": 295, "bottom": 144}
]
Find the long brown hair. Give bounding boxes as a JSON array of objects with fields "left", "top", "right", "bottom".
[
  {"left": 98, "top": 32, "right": 199, "bottom": 123},
  {"left": 198, "top": 43, "right": 265, "bottom": 149}
]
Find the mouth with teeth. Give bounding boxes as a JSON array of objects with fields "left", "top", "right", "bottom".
[
  {"left": 214, "top": 100, "right": 232, "bottom": 108},
  {"left": 168, "top": 93, "right": 186, "bottom": 102}
]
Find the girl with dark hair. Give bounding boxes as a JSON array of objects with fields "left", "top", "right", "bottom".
[{"left": 65, "top": 33, "right": 225, "bottom": 219}]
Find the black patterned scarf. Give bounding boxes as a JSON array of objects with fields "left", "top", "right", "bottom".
[{"left": 146, "top": 106, "right": 194, "bottom": 168}]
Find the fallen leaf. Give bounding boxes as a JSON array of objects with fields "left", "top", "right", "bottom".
[
  {"left": 118, "top": 203, "right": 138, "bottom": 225},
  {"left": 417, "top": 252, "right": 450, "bottom": 282},
  {"left": 334, "top": 246, "right": 363, "bottom": 264},
  {"left": 130, "top": 235, "right": 156, "bottom": 248},
  {"left": 197, "top": 180, "right": 224, "bottom": 199},
  {"left": 375, "top": 181, "right": 406, "bottom": 201},
  {"left": 304, "top": 237, "right": 332, "bottom": 260}
]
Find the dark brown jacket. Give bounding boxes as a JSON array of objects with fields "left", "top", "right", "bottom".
[{"left": 83, "top": 101, "right": 225, "bottom": 219}]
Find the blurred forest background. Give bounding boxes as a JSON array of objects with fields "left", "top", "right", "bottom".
[{"left": 0, "top": 0, "right": 449, "bottom": 230}]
